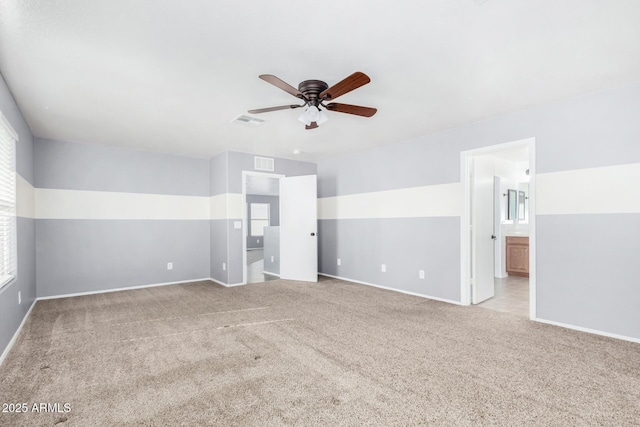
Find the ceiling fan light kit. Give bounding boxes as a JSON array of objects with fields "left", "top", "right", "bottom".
[
  {"left": 298, "top": 105, "right": 328, "bottom": 126},
  {"left": 249, "top": 72, "right": 377, "bottom": 130}
]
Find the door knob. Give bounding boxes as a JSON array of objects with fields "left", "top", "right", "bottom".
[
  {"left": 491, "top": 235, "right": 497, "bottom": 240},
  {"left": 310, "top": 232, "right": 316, "bottom": 236}
]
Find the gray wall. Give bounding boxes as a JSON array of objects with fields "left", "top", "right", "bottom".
[
  {"left": 34, "top": 139, "right": 211, "bottom": 297},
  {"left": 0, "top": 72, "right": 36, "bottom": 359},
  {"left": 536, "top": 214, "right": 640, "bottom": 339},
  {"left": 319, "top": 218, "right": 461, "bottom": 301},
  {"left": 317, "top": 81, "right": 640, "bottom": 340},
  {"left": 246, "top": 195, "right": 279, "bottom": 249},
  {"left": 227, "top": 152, "right": 317, "bottom": 193},
  {"left": 36, "top": 219, "right": 210, "bottom": 297},
  {"left": 209, "top": 151, "right": 228, "bottom": 196},
  {"left": 263, "top": 226, "right": 280, "bottom": 275},
  {"left": 209, "top": 152, "right": 228, "bottom": 284},
  {"left": 35, "top": 139, "right": 209, "bottom": 195}
]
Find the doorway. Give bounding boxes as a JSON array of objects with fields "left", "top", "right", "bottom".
[
  {"left": 241, "top": 172, "right": 319, "bottom": 285},
  {"left": 242, "top": 172, "right": 283, "bottom": 284},
  {"left": 461, "top": 138, "right": 537, "bottom": 319}
]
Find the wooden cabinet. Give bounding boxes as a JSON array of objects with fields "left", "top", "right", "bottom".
[{"left": 506, "top": 236, "right": 529, "bottom": 277}]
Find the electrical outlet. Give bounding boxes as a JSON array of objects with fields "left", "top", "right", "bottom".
[
  {"left": 223, "top": 262, "right": 226, "bottom": 271},
  {"left": 271, "top": 256, "right": 274, "bottom": 262},
  {"left": 167, "top": 262, "right": 173, "bottom": 270},
  {"left": 257, "top": 239, "right": 260, "bottom": 244},
  {"left": 381, "top": 264, "right": 386, "bottom": 273},
  {"left": 419, "top": 270, "right": 425, "bottom": 279},
  {"left": 18, "top": 291, "right": 21, "bottom": 305},
  {"left": 337, "top": 258, "right": 341, "bottom": 266}
]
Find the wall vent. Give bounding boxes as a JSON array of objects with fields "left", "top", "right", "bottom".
[
  {"left": 254, "top": 156, "right": 275, "bottom": 171},
  {"left": 232, "top": 115, "right": 265, "bottom": 127}
]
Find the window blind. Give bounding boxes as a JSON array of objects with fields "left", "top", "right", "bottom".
[{"left": 0, "top": 113, "right": 17, "bottom": 289}]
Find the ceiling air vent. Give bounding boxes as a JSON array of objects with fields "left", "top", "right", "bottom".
[
  {"left": 232, "top": 115, "right": 265, "bottom": 127},
  {"left": 254, "top": 156, "right": 274, "bottom": 172}
]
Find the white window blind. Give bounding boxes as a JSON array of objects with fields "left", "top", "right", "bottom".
[{"left": 0, "top": 112, "right": 18, "bottom": 289}]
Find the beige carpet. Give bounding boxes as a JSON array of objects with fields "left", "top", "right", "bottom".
[{"left": 1, "top": 277, "right": 639, "bottom": 426}]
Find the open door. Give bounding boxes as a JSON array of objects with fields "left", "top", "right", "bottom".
[
  {"left": 280, "top": 175, "right": 318, "bottom": 282},
  {"left": 471, "top": 156, "right": 495, "bottom": 303}
]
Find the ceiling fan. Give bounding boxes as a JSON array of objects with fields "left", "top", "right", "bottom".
[{"left": 248, "top": 72, "right": 377, "bottom": 130}]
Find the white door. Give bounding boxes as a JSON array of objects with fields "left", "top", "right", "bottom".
[
  {"left": 471, "top": 156, "right": 495, "bottom": 303},
  {"left": 280, "top": 175, "right": 318, "bottom": 282},
  {"left": 493, "top": 176, "right": 502, "bottom": 278}
]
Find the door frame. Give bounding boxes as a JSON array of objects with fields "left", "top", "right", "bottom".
[
  {"left": 460, "top": 137, "right": 537, "bottom": 319},
  {"left": 242, "top": 171, "right": 285, "bottom": 285}
]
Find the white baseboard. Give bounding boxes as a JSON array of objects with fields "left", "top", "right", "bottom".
[
  {"left": 0, "top": 299, "right": 36, "bottom": 366},
  {"left": 223, "top": 282, "right": 247, "bottom": 287},
  {"left": 38, "top": 276, "right": 258, "bottom": 299},
  {"left": 37, "top": 277, "right": 212, "bottom": 300},
  {"left": 318, "top": 273, "right": 463, "bottom": 306},
  {"left": 263, "top": 271, "right": 280, "bottom": 277},
  {"left": 209, "top": 277, "right": 228, "bottom": 287},
  {"left": 534, "top": 317, "right": 640, "bottom": 344},
  {"left": 210, "top": 278, "right": 245, "bottom": 287}
]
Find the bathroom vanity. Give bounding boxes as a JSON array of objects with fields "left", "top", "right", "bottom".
[{"left": 506, "top": 236, "right": 529, "bottom": 277}]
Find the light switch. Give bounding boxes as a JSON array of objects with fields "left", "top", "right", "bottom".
[{"left": 234, "top": 221, "right": 242, "bottom": 229}]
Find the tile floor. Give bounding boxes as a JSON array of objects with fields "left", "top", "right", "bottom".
[{"left": 477, "top": 275, "right": 529, "bottom": 317}]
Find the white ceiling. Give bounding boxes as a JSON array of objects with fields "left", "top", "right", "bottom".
[{"left": 1, "top": 1, "right": 639, "bottom": 162}]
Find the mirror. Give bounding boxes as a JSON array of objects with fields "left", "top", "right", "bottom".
[
  {"left": 518, "top": 191, "right": 526, "bottom": 220},
  {"left": 517, "top": 182, "right": 529, "bottom": 224},
  {"left": 507, "top": 189, "right": 517, "bottom": 220}
]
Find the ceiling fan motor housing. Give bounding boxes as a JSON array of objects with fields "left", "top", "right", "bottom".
[{"left": 298, "top": 80, "right": 328, "bottom": 106}]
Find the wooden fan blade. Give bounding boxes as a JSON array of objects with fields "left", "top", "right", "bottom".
[
  {"left": 320, "top": 72, "right": 371, "bottom": 100},
  {"left": 305, "top": 122, "right": 318, "bottom": 130},
  {"left": 325, "top": 103, "right": 377, "bottom": 117},
  {"left": 259, "top": 75, "right": 304, "bottom": 98},
  {"left": 248, "top": 104, "right": 304, "bottom": 114}
]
